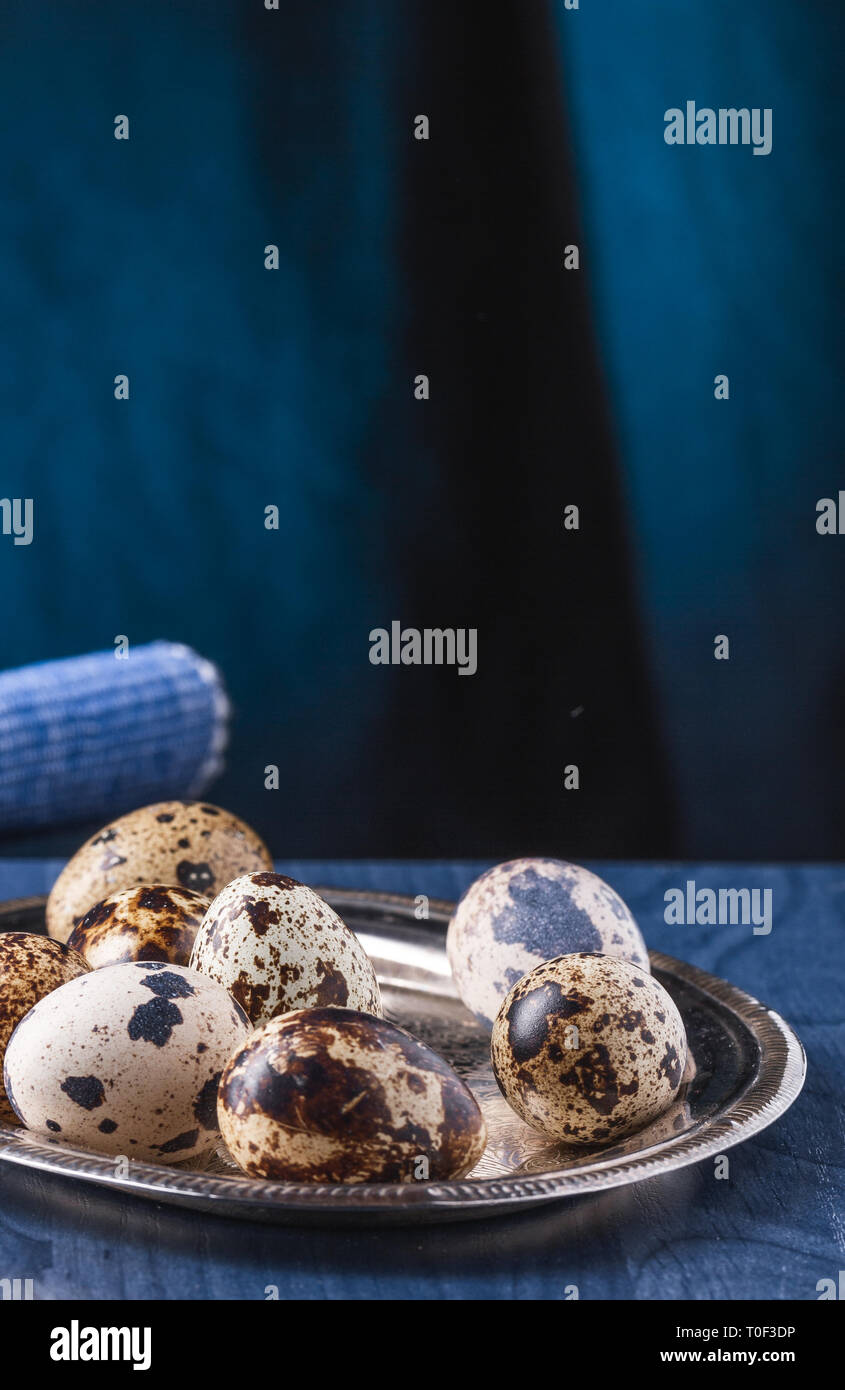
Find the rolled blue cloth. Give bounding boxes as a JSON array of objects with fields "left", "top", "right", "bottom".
[{"left": 0, "top": 642, "right": 229, "bottom": 831}]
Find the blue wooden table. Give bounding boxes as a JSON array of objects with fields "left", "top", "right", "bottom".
[{"left": 0, "top": 859, "right": 841, "bottom": 1301}]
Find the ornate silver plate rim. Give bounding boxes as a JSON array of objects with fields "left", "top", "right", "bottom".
[{"left": 0, "top": 890, "right": 806, "bottom": 1225}]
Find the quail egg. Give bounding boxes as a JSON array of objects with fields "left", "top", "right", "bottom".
[
  {"left": 3, "top": 960, "right": 251, "bottom": 1162},
  {"left": 46, "top": 801, "right": 273, "bottom": 943},
  {"left": 0, "top": 932, "right": 91, "bottom": 1124},
  {"left": 448, "top": 858, "right": 650, "bottom": 1028},
  {"left": 490, "top": 952, "right": 687, "bottom": 1145},
  {"left": 218, "top": 1006, "right": 488, "bottom": 1183},
  {"left": 190, "top": 872, "right": 382, "bottom": 1027},
  {"left": 67, "top": 885, "right": 210, "bottom": 969}
]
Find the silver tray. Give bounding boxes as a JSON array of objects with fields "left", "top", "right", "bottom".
[{"left": 0, "top": 890, "right": 805, "bottom": 1225}]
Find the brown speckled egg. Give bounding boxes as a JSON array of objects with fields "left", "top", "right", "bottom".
[
  {"left": 190, "top": 872, "right": 382, "bottom": 1027},
  {"left": 67, "top": 885, "right": 210, "bottom": 969},
  {"left": 0, "top": 933, "right": 91, "bottom": 1124},
  {"left": 490, "top": 953, "right": 687, "bottom": 1146},
  {"left": 218, "top": 1006, "right": 488, "bottom": 1183},
  {"left": 46, "top": 801, "right": 273, "bottom": 943},
  {"left": 448, "top": 858, "right": 650, "bottom": 1028},
  {"left": 3, "top": 961, "right": 250, "bottom": 1162}
]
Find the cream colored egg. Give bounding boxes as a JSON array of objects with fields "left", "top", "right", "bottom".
[
  {"left": 3, "top": 961, "right": 250, "bottom": 1162},
  {"left": 491, "top": 952, "right": 687, "bottom": 1146},
  {"left": 190, "top": 872, "right": 381, "bottom": 1027},
  {"left": 448, "top": 858, "right": 650, "bottom": 1028},
  {"left": 46, "top": 801, "right": 273, "bottom": 944},
  {"left": 0, "top": 932, "right": 91, "bottom": 1124},
  {"left": 218, "top": 1006, "right": 488, "bottom": 1183}
]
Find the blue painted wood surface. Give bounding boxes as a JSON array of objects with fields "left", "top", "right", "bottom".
[{"left": 0, "top": 860, "right": 841, "bottom": 1300}]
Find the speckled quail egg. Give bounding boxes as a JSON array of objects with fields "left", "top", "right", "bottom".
[
  {"left": 3, "top": 960, "right": 251, "bottom": 1162},
  {"left": 67, "top": 885, "right": 210, "bottom": 969},
  {"left": 190, "top": 872, "right": 382, "bottom": 1027},
  {"left": 490, "top": 952, "right": 687, "bottom": 1146},
  {"left": 448, "top": 858, "right": 650, "bottom": 1028},
  {"left": 218, "top": 1006, "right": 488, "bottom": 1183},
  {"left": 46, "top": 801, "right": 273, "bottom": 944},
  {"left": 0, "top": 933, "right": 91, "bottom": 1124}
]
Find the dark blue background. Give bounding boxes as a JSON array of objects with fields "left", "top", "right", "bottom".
[{"left": 1, "top": 1, "right": 842, "bottom": 859}]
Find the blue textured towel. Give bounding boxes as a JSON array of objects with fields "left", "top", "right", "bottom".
[{"left": 0, "top": 642, "right": 229, "bottom": 831}]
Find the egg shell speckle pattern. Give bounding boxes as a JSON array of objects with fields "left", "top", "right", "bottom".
[
  {"left": 218, "top": 1006, "right": 488, "bottom": 1183},
  {"left": 67, "top": 885, "right": 211, "bottom": 969},
  {"left": 491, "top": 953, "right": 688, "bottom": 1146},
  {"left": 3, "top": 961, "right": 251, "bottom": 1162},
  {"left": 0, "top": 932, "right": 91, "bottom": 1124},
  {"left": 46, "top": 801, "right": 273, "bottom": 944},
  {"left": 190, "top": 872, "right": 382, "bottom": 1027},
  {"left": 447, "top": 858, "right": 650, "bottom": 1028}
]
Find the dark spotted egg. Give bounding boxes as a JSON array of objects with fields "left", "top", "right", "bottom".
[
  {"left": 448, "top": 858, "right": 650, "bottom": 1028},
  {"left": 190, "top": 872, "right": 382, "bottom": 1027},
  {"left": 491, "top": 953, "right": 687, "bottom": 1146},
  {"left": 0, "top": 932, "right": 91, "bottom": 1124},
  {"left": 67, "top": 884, "right": 210, "bottom": 968},
  {"left": 3, "top": 961, "right": 250, "bottom": 1162},
  {"left": 218, "top": 1007, "right": 488, "bottom": 1183},
  {"left": 46, "top": 801, "right": 273, "bottom": 944}
]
